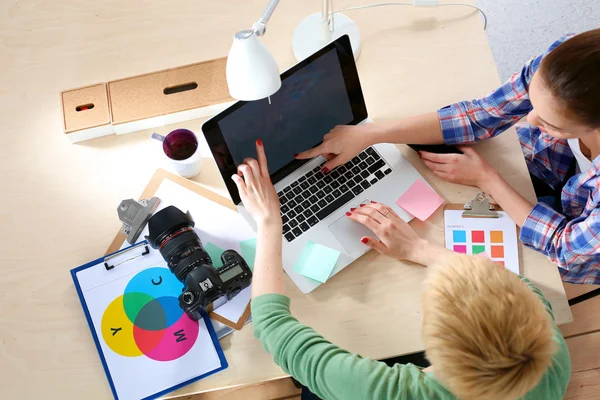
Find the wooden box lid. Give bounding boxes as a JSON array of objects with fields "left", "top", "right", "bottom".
[
  {"left": 108, "top": 57, "right": 233, "bottom": 125},
  {"left": 61, "top": 83, "right": 111, "bottom": 133}
]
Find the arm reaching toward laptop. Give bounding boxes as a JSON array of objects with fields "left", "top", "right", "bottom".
[
  {"left": 232, "top": 139, "right": 453, "bottom": 301},
  {"left": 231, "top": 141, "right": 565, "bottom": 400},
  {"left": 346, "top": 201, "right": 453, "bottom": 266},
  {"left": 231, "top": 139, "right": 285, "bottom": 298},
  {"left": 294, "top": 112, "right": 444, "bottom": 171}
]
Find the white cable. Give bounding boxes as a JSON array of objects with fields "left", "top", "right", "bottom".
[
  {"left": 336, "top": 1, "right": 412, "bottom": 13},
  {"left": 334, "top": 2, "right": 488, "bottom": 30},
  {"left": 439, "top": 3, "right": 487, "bottom": 30}
]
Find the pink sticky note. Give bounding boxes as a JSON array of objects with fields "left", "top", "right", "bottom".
[{"left": 396, "top": 179, "right": 444, "bottom": 221}]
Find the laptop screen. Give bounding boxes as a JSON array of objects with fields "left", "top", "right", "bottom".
[
  {"left": 218, "top": 48, "right": 353, "bottom": 174},
  {"left": 203, "top": 35, "right": 367, "bottom": 205}
]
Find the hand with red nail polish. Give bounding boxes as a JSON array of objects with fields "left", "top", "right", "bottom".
[
  {"left": 346, "top": 201, "right": 441, "bottom": 265},
  {"left": 293, "top": 124, "right": 380, "bottom": 171},
  {"left": 231, "top": 140, "right": 281, "bottom": 229},
  {"left": 321, "top": 167, "right": 329, "bottom": 174},
  {"left": 345, "top": 212, "right": 352, "bottom": 216}
]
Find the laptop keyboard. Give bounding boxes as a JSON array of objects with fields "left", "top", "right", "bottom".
[{"left": 278, "top": 147, "right": 392, "bottom": 243}]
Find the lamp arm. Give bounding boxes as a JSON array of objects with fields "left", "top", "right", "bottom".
[{"left": 252, "top": 0, "right": 280, "bottom": 36}]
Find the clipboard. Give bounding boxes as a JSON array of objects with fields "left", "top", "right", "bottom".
[
  {"left": 71, "top": 241, "right": 228, "bottom": 400},
  {"left": 443, "top": 192, "right": 521, "bottom": 275},
  {"left": 106, "top": 169, "right": 252, "bottom": 330}
]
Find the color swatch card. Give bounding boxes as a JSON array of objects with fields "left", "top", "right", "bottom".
[
  {"left": 396, "top": 179, "right": 444, "bottom": 221},
  {"left": 444, "top": 210, "right": 520, "bottom": 275},
  {"left": 71, "top": 245, "right": 227, "bottom": 400}
]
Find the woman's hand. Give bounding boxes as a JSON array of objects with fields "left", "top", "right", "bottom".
[
  {"left": 347, "top": 202, "right": 451, "bottom": 266},
  {"left": 294, "top": 124, "right": 379, "bottom": 172},
  {"left": 234, "top": 140, "right": 285, "bottom": 297},
  {"left": 346, "top": 202, "right": 430, "bottom": 263},
  {"left": 231, "top": 139, "right": 281, "bottom": 230},
  {"left": 419, "top": 146, "right": 496, "bottom": 189}
]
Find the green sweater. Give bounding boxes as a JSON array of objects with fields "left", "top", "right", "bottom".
[{"left": 251, "top": 278, "right": 571, "bottom": 400}]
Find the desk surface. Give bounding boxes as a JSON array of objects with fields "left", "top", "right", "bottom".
[{"left": 0, "top": 0, "right": 571, "bottom": 398}]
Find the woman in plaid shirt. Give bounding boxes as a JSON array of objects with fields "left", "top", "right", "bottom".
[{"left": 296, "top": 28, "right": 600, "bottom": 285}]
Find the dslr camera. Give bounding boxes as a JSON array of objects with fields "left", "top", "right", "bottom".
[{"left": 145, "top": 206, "right": 252, "bottom": 321}]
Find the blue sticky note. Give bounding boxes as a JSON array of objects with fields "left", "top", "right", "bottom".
[
  {"left": 240, "top": 238, "right": 257, "bottom": 271},
  {"left": 453, "top": 230, "right": 467, "bottom": 243},
  {"left": 293, "top": 241, "right": 340, "bottom": 283},
  {"left": 205, "top": 242, "right": 225, "bottom": 268}
]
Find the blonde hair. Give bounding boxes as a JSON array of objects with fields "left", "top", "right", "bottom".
[{"left": 422, "top": 254, "right": 556, "bottom": 400}]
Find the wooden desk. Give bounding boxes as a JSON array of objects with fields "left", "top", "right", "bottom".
[{"left": 0, "top": 1, "right": 571, "bottom": 398}]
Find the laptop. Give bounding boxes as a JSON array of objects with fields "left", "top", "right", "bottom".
[{"left": 202, "top": 35, "right": 426, "bottom": 293}]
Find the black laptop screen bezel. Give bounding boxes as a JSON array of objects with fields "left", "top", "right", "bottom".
[{"left": 202, "top": 34, "right": 368, "bottom": 205}]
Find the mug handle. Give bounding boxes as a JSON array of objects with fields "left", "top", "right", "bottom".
[{"left": 151, "top": 132, "right": 166, "bottom": 142}]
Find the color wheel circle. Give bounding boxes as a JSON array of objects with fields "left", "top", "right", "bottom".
[{"left": 101, "top": 267, "right": 199, "bottom": 361}]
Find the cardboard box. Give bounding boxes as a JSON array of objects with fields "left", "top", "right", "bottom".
[
  {"left": 108, "top": 57, "right": 235, "bottom": 135},
  {"left": 61, "top": 83, "right": 114, "bottom": 143}
]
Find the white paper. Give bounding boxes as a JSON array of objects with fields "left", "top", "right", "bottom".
[
  {"left": 212, "top": 315, "right": 252, "bottom": 340},
  {"left": 76, "top": 255, "right": 224, "bottom": 400},
  {"left": 211, "top": 286, "right": 251, "bottom": 322},
  {"left": 444, "top": 210, "right": 520, "bottom": 275},
  {"left": 120, "top": 178, "right": 255, "bottom": 324},
  {"left": 211, "top": 318, "right": 235, "bottom": 340}
]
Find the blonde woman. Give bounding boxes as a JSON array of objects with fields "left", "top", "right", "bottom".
[{"left": 231, "top": 141, "right": 571, "bottom": 400}]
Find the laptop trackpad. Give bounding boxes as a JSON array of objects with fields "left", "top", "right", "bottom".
[{"left": 328, "top": 199, "right": 378, "bottom": 255}]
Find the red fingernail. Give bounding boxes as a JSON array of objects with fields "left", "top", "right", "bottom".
[
  {"left": 360, "top": 204, "right": 366, "bottom": 207},
  {"left": 350, "top": 208, "right": 356, "bottom": 211},
  {"left": 256, "top": 139, "right": 263, "bottom": 146},
  {"left": 346, "top": 212, "right": 352, "bottom": 216},
  {"left": 293, "top": 153, "right": 299, "bottom": 157},
  {"left": 371, "top": 201, "right": 377, "bottom": 204},
  {"left": 322, "top": 167, "right": 329, "bottom": 173},
  {"left": 361, "top": 238, "right": 368, "bottom": 244}
]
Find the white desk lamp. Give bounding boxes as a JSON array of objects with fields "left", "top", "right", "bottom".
[{"left": 226, "top": 0, "right": 361, "bottom": 101}]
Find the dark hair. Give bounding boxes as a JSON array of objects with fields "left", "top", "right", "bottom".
[{"left": 540, "top": 29, "right": 600, "bottom": 127}]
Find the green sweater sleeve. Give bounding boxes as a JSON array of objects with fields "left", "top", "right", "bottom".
[
  {"left": 517, "top": 277, "right": 572, "bottom": 400},
  {"left": 251, "top": 277, "right": 571, "bottom": 400},
  {"left": 251, "top": 294, "right": 452, "bottom": 400}
]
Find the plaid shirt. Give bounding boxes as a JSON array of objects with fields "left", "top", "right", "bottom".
[{"left": 438, "top": 34, "right": 600, "bottom": 285}]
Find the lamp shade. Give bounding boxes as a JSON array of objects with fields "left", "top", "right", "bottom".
[{"left": 226, "top": 30, "right": 282, "bottom": 101}]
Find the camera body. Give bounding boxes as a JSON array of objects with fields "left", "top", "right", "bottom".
[
  {"left": 178, "top": 250, "right": 252, "bottom": 320},
  {"left": 145, "top": 206, "right": 252, "bottom": 321}
]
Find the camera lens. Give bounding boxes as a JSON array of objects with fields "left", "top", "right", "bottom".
[{"left": 145, "top": 206, "right": 212, "bottom": 281}]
